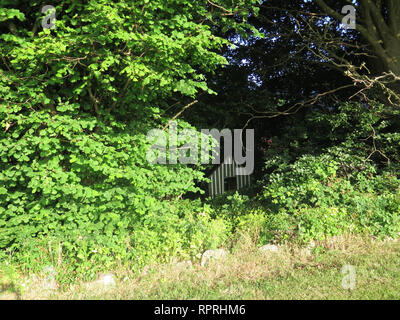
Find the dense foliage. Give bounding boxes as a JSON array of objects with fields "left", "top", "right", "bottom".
[
  {"left": 0, "top": 0, "right": 258, "bottom": 279},
  {"left": 1, "top": 0, "right": 399, "bottom": 284}
]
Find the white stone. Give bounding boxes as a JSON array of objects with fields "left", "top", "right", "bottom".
[
  {"left": 41, "top": 265, "right": 58, "bottom": 291},
  {"left": 27, "top": 274, "right": 58, "bottom": 292},
  {"left": 85, "top": 273, "right": 116, "bottom": 291},
  {"left": 101, "top": 274, "right": 116, "bottom": 287},
  {"left": 201, "top": 249, "right": 227, "bottom": 267},
  {"left": 99, "top": 273, "right": 116, "bottom": 288},
  {"left": 259, "top": 244, "right": 279, "bottom": 254}
]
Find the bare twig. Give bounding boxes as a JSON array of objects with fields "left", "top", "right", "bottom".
[{"left": 163, "top": 100, "right": 198, "bottom": 131}]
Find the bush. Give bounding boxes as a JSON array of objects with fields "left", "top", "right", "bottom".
[
  {"left": 0, "top": 0, "right": 258, "bottom": 280},
  {"left": 3, "top": 199, "right": 230, "bottom": 282},
  {"left": 259, "top": 149, "right": 400, "bottom": 243}
]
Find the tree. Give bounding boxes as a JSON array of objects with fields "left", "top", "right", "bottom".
[
  {"left": 186, "top": 0, "right": 399, "bottom": 184},
  {"left": 0, "top": 0, "right": 259, "bottom": 273},
  {"left": 315, "top": 0, "right": 400, "bottom": 76}
]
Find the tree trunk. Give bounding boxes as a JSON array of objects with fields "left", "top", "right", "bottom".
[{"left": 385, "top": 40, "right": 400, "bottom": 76}]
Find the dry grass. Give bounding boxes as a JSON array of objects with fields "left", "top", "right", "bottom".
[{"left": 2, "top": 233, "right": 400, "bottom": 300}]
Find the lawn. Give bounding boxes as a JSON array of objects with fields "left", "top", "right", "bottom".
[{"left": 2, "top": 234, "right": 399, "bottom": 300}]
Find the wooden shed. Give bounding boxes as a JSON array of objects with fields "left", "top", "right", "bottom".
[{"left": 207, "top": 156, "right": 252, "bottom": 198}]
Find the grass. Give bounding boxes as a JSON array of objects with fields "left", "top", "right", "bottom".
[{"left": 1, "top": 234, "right": 400, "bottom": 300}]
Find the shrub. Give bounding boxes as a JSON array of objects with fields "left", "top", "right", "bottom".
[
  {"left": 259, "top": 149, "right": 400, "bottom": 243},
  {"left": 0, "top": 0, "right": 258, "bottom": 279},
  {"left": 3, "top": 199, "right": 231, "bottom": 282}
]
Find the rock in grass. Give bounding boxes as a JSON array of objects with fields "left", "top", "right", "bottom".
[
  {"left": 259, "top": 244, "right": 279, "bottom": 254},
  {"left": 36, "top": 265, "right": 58, "bottom": 291},
  {"left": 84, "top": 273, "right": 116, "bottom": 292},
  {"left": 201, "top": 249, "right": 227, "bottom": 267},
  {"left": 99, "top": 273, "right": 116, "bottom": 288},
  {"left": 23, "top": 272, "right": 58, "bottom": 299}
]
